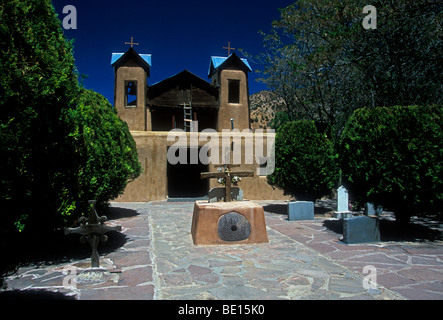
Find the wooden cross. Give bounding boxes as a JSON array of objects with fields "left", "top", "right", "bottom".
[
  {"left": 65, "top": 200, "right": 122, "bottom": 268},
  {"left": 201, "top": 164, "right": 253, "bottom": 202},
  {"left": 125, "top": 37, "right": 139, "bottom": 48},
  {"left": 223, "top": 42, "right": 235, "bottom": 56}
]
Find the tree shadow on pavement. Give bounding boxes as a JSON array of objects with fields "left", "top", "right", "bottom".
[
  {"left": 0, "top": 289, "right": 76, "bottom": 300},
  {"left": 322, "top": 216, "right": 443, "bottom": 243},
  {"left": 103, "top": 206, "right": 139, "bottom": 221},
  {"left": 1, "top": 206, "right": 138, "bottom": 287},
  {"left": 263, "top": 203, "right": 287, "bottom": 215},
  {"left": 379, "top": 219, "right": 443, "bottom": 242},
  {"left": 322, "top": 219, "right": 343, "bottom": 235}
]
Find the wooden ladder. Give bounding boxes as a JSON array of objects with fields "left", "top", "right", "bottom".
[{"left": 183, "top": 102, "right": 192, "bottom": 132}]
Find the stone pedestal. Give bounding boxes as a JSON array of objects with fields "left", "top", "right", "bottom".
[
  {"left": 334, "top": 212, "right": 353, "bottom": 219},
  {"left": 334, "top": 185, "right": 353, "bottom": 219},
  {"left": 337, "top": 185, "right": 349, "bottom": 212},
  {"left": 191, "top": 201, "right": 269, "bottom": 245},
  {"left": 288, "top": 201, "right": 314, "bottom": 221},
  {"left": 342, "top": 216, "right": 381, "bottom": 244}
]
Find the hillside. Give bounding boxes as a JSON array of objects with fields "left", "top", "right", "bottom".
[{"left": 249, "top": 90, "right": 286, "bottom": 130}]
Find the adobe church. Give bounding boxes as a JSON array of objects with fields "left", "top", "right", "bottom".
[{"left": 111, "top": 42, "right": 288, "bottom": 201}]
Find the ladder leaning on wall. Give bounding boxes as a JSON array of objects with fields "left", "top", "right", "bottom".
[{"left": 183, "top": 102, "right": 193, "bottom": 132}]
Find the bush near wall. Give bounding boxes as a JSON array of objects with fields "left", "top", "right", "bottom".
[
  {"left": 0, "top": 0, "right": 141, "bottom": 283},
  {"left": 0, "top": 0, "right": 80, "bottom": 235},
  {"left": 267, "top": 120, "right": 339, "bottom": 201},
  {"left": 0, "top": 0, "right": 141, "bottom": 235},
  {"left": 67, "top": 89, "right": 141, "bottom": 211},
  {"left": 339, "top": 105, "right": 443, "bottom": 224}
]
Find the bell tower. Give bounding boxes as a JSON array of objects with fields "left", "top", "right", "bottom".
[
  {"left": 111, "top": 45, "right": 151, "bottom": 131},
  {"left": 208, "top": 51, "right": 252, "bottom": 131}
]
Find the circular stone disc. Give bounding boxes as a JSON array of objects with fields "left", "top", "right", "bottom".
[{"left": 217, "top": 212, "right": 251, "bottom": 242}]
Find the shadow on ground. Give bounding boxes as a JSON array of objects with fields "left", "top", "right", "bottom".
[
  {"left": 1, "top": 206, "right": 138, "bottom": 288},
  {"left": 103, "top": 206, "right": 139, "bottom": 220},
  {"left": 263, "top": 200, "right": 336, "bottom": 218},
  {"left": 379, "top": 219, "right": 443, "bottom": 242},
  {"left": 264, "top": 201, "right": 442, "bottom": 243},
  {"left": 0, "top": 289, "right": 76, "bottom": 300},
  {"left": 263, "top": 204, "right": 287, "bottom": 215},
  {"left": 323, "top": 217, "right": 443, "bottom": 243}
]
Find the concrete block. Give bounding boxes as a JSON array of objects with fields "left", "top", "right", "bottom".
[
  {"left": 288, "top": 201, "right": 314, "bottom": 221},
  {"left": 343, "top": 216, "right": 381, "bottom": 244}
]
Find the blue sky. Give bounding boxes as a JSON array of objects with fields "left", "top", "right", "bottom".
[{"left": 51, "top": 0, "right": 295, "bottom": 104}]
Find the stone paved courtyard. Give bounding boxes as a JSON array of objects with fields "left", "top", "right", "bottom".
[{"left": 2, "top": 200, "right": 443, "bottom": 300}]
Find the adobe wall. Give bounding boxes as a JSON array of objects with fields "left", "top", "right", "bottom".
[
  {"left": 114, "top": 66, "right": 150, "bottom": 131},
  {"left": 115, "top": 131, "right": 290, "bottom": 202},
  {"left": 217, "top": 69, "right": 250, "bottom": 131}
]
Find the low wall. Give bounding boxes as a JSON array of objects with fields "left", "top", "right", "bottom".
[{"left": 116, "top": 131, "right": 290, "bottom": 202}]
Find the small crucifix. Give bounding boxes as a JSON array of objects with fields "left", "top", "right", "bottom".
[
  {"left": 223, "top": 42, "right": 235, "bottom": 56},
  {"left": 125, "top": 36, "right": 139, "bottom": 48},
  {"left": 201, "top": 148, "right": 253, "bottom": 202},
  {"left": 65, "top": 200, "right": 122, "bottom": 268}
]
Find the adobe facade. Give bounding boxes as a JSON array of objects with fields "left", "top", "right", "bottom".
[{"left": 111, "top": 47, "right": 289, "bottom": 202}]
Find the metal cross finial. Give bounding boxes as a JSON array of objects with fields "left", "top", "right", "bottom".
[
  {"left": 223, "top": 42, "right": 235, "bottom": 56},
  {"left": 125, "top": 37, "right": 139, "bottom": 48},
  {"left": 65, "top": 200, "right": 122, "bottom": 268}
]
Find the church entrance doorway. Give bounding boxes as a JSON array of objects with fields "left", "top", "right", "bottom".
[{"left": 167, "top": 147, "right": 209, "bottom": 199}]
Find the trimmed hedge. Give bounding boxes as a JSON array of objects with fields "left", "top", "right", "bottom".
[
  {"left": 65, "top": 89, "right": 141, "bottom": 214},
  {"left": 339, "top": 105, "right": 443, "bottom": 223},
  {"left": 267, "top": 120, "right": 339, "bottom": 201},
  {"left": 0, "top": 0, "right": 80, "bottom": 234},
  {"left": 0, "top": 0, "right": 141, "bottom": 239},
  {"left": 0, "top": 0, "right": 141, "bottom": 284}
]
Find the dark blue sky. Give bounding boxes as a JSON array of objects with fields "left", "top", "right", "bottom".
[{"left": 51, "top": 0, "right": 294, "bottom": 105}]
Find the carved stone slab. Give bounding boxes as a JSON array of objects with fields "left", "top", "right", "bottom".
[{"left": 217, "top": 212, "right": 251, "bottom": 241}]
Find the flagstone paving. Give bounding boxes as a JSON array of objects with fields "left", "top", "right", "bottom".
[{"left": 2, "top": 200, "right": 442, "bottom": 300}]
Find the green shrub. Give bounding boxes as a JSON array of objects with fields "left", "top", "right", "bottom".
[
  {"left": 339, "top": 105, "right": 443, "bottom": 224},
  {"left": 67, "top": 89, "right": 141, "bottom": 211},
  {"left": 0, "top": 0, "right": 141, "bottom": 278},
  {"left": 268, "top": 111, "right": 290, "bottom": 131},
  {"left": 0, "top": 0, "right": 141, "bottom": 232},
  {"left": 0, "top": 0, "right": 80, "bottom": 235},
  {"left": 267, "top": 120, "right": 339, "bottom": 201}
]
